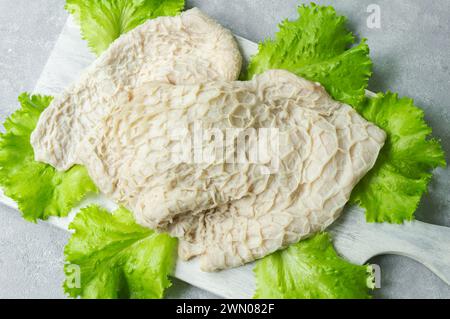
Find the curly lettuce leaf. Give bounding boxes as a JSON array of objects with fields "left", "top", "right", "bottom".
[
  {"left": 66, "top": 0, "right": 185, "bottom": 55},
  {"left": 351, "top": 93, "right": 446, "bottom": 223},
  {"left": 245, "top": 3, "right": 372, "bottom": 106},
  {"left": 0, "top": 93, "right": 97, "bottom": 222},
  {"left": 64, "top": 205, "right": 177, "bottom": 299},
  {"left": 254, "top": 233, "right": 374, "bottom": 299}
]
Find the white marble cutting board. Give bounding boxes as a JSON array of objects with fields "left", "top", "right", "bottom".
[{"left": 1, "top": 15, "right": 449, "bottom": 298}]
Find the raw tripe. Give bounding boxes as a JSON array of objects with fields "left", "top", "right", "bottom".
[
  {"left": 76, "top": 70, "right": 386, "bottom": 271},
  {"left": 31, "top": 8, "right": 242, "bottom": 171}
]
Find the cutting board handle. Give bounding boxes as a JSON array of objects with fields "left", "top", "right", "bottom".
[
  {"left": 331, "top": 209, "right": 450, "bottom": 286},
  {"left": 374, "top": 220, "right": 450, "bottom": 285}
]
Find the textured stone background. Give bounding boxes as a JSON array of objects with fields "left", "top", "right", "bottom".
[{"left": 0, "top": 0, "right": 449, "bottom": 298}]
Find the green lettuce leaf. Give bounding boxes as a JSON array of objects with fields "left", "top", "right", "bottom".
[
  {"left": 0, "top": 93, "right": 97, "bottom": 222},
  {"left": 64, "top": 205, "right": 177, "bottom": 299},
  {"left": 351, "top": 93, "right": 446, "bottom": 223},
  {"left": 245, "top": 3, "right": 372, "bottom": 106},
  {"left": 253, "top": 233, "right": 374, "bottom": 299},
  {"left": 66, "top": 0, "right": 185, "bottom": 55}
]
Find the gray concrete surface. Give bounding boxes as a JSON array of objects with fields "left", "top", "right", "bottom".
[{"left": 0, "top": 0, "right": 449, "bottom": 299}]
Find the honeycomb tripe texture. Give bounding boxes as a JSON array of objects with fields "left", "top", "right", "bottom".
[
  {"left": 76, "top": 70, "right": 386, "bottom": 271},
  {"left": 30, "top": 7, "right": 242, "bottom": 171}
]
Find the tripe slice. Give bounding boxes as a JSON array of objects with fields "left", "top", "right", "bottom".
[
  {"left": 77, "top": 70, "right": 386, "bottom": 271},
  {"left": 31, "top": 8, "right": 242, "bottom": 171}
]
